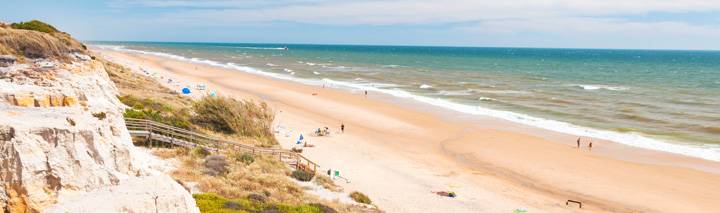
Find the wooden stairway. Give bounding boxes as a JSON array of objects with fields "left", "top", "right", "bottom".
[{"left": 125, "top": 118, "right": 318, "bottom": 173}]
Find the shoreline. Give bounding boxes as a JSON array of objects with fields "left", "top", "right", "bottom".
[
  {"left": 92, "top": 44, "right": 720, "bottom": 163},
  {"left": 95, "top": 47, "right": 720, "bottom": 212}
]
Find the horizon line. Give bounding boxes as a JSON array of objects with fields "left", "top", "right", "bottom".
[{"left": 86, "top": 40, "right": 720, "bottom": 52}]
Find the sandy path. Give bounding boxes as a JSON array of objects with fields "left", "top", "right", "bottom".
[{"left": 97, "top": 48, "right": 720, "bottom": 213}]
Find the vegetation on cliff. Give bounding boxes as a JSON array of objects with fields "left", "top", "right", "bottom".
[
  {"left": 10, "top": 20, "right": 59, "bottom": 33},
  {"left": 0, "top": 20, "right": 85, "bottom": 60}
]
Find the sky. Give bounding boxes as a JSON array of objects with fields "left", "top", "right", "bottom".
[{"left": 3, "top": 0, "right": 720, "bottom": 50}]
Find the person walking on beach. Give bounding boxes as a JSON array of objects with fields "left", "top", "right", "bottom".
[
  {"left": 364, "top": 90, "right": 368, "bottom": 97},
  {"left": 589, "top": 140, "right": 593, "bottom": 150},
  {"left": 341, "top": 123, "right": 345, "bottom": 133},
  {"left": 576, "top": 137, "right": 581, "bottom": 148}
]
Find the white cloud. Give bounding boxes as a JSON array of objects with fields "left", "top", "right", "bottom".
[
  {"left": 141, "top": 0, "right": 720, "bottom": 25},
  {"left": 106, "top": 0, "right": 720, "bottom": 48}
]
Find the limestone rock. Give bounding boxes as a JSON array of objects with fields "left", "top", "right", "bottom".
[
  {"left": 0, "top": 58, "right": 198, "bottom": 212},
  {"left": 61, "top": 95, "right": 76, "bottom": 106},
  {"left": 45, "top": 175, "right": 197, "bottom": 213},
  {"left": 14, "top": 94, "right": 34, "bottom": 107}
]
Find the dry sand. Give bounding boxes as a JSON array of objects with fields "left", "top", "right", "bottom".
[{"left": 96, "top": 48, "right": 720, "bottom": 213}]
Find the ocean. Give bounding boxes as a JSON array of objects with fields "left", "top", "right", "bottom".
[{"left": 93, "top": 42, "right": 720, "bottom": 161}]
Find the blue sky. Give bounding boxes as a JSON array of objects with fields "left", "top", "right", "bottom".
[{"left": 3, "top": 0, "right": 720, "bottom": 50}]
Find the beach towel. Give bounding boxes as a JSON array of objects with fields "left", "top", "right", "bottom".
[{"left": 182, "top": 87, "right": 191, "bottom": 94}]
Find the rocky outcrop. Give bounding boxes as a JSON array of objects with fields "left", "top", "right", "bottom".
[
  {"left": 45, "top": 175, "right": 197, "bottom": 213},
  {"left": 0, "top": 54, "right": 198, "bottom": 212}
]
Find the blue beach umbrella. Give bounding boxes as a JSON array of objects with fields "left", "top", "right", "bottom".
[
  {"left": 296, "top": 134, "right": 304, "bottom": 144},
  {"left": 182, "top": 87, "right": 191, "bottom": 94}
]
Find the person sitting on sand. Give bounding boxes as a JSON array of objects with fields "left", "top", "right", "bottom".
[{"left": 432, "top": 191, "right": 457, "bottom": 198}]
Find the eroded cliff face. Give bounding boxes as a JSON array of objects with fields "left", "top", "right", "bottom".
[{"left": 0, "top": 54, "right": 198, "bottom": 212}]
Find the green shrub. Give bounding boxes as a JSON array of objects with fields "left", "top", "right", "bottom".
[
  {"left": 349, "top": 191, "right": 371, "bottom": 204},
  {"left": 235, "top": 153, "right": 255, "bottom": 165},
  {"left": 193, "top": 193, "right": 324, "bottom": 213},
  {"left": 120, "top": 95, "right": 191, "bottom": 129},
  {"left": 291, "top": 170, "right": 314, "bottom": 182},
  {"left": 10, "top": 20, "right": 59, "bottom": 33}
]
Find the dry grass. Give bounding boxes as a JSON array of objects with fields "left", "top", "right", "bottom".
[
  {"left": 314, "top": 175, "right": 343, "bottom": 192},
  {"left": 0, "top": 27, "right": 85, "bottom": 60},
  {"left": 165, "top": 150, "right": 378, "bottom": 212},
  {"left": 192, "top": 96, "right": 277, "bottom": 147},
  {"left": 101, "top": 58, "right": 193, "bottom": 109},
  {"left": 170, "top": 152, "right": 308, "bottom": 204},
  {"left": 150, "top": 148, "right": 188, "bottom": 159}
]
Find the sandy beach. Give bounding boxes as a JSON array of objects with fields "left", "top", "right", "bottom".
[{"left": 96, "top": 48, "right": 720, "bottom": 213}]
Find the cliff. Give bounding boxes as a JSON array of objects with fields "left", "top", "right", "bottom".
[{"left": 0, "top": 21, "right": 198, "bottom": 212}]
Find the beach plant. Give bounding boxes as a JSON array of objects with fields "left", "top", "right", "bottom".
[
  {"left": 192, "top": 96, "right": 276, "bottom": 145},
  {"left": 119, "top": 95, "right": 192, "bottom": 129},
  {"left": 204, "top": 155, "right": 229, "bottom": 176},
  {"left": 235, "top": 153, "right": 255, "bottom": 165},
  {"left": 349, "top": 191, "right": 372, "bottom": 205},
  {"left": 10, "top": 20, "right": 59, "bottom": 33},
  {"left": 291, "top": 170, "right": 315, "bottom": 182}
]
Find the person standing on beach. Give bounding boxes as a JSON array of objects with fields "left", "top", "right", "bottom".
[
  {"left": 576, "top": 137, "right": 581, "bottom": 148},
  {"left": 341, "top": 123, "right": 345, "bottom": 133},
  {"left": 364, "top": 90, "right": 368, "bottom": 97},
  {"left": 589, "top": 140, "right": 593, "bottom": 150}
]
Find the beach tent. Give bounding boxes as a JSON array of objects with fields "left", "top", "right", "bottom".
[
  {"left": 296, "top": 134, "right": 304, "bottom": 144},
  {"left": 182, "top": 87, "right": 191, "bottom": 94}
]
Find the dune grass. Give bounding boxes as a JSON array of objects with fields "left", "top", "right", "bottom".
[{"left": 192, "top": 96, "right": 276, "bottom": 147}]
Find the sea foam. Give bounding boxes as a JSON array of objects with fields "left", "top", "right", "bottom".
[{"left": 575, "top": 84, "right": 628, "bottom": 91}]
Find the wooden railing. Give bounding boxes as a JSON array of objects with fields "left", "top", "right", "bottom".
[{"left": 125, "top": 118, "right": 318, "bottom": 173}]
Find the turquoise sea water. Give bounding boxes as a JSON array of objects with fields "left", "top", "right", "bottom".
[{"left": 94, "top": 42, "right": 720, "bottom": 161}]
